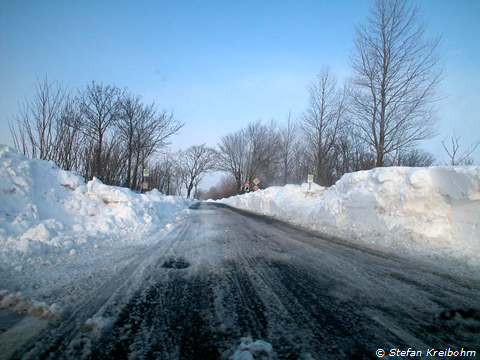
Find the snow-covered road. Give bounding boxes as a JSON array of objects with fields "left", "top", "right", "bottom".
[{"left": 3, "top": 202, "right": 480, "bottom": 359}]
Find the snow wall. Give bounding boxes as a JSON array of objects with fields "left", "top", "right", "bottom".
[
  {"left": 218, "top": 166, "right": 480, "bottom": 265},
  {"left": 0, "top": 145, "right": 192, "bottom": 260}
]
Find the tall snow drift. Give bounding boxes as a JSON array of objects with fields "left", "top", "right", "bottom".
[
  {"left": 218, "top": 166, "right": 480, "bottom": 265},
  {"left": 0, "top": 145, "right": 192, "bottom": 262}
]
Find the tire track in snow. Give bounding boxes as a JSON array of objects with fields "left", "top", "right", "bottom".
[
  {"left": 11, "top": 223, "right": 193, "bottom": 360},
  {"left": 8, "top": 202, "right": 480, "bottom": 359}
]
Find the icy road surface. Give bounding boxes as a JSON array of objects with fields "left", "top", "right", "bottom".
[{"left": 4, "top": 203, "right": 480, "bottom": 359}]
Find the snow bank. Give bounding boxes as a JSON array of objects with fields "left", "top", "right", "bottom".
[
  {"left": 227, "top": 337, "right": 274, "bottom": 360},
  {"left": 0, "top": 145, "right": 192, "bottom": 265},
  {"left": 0, "top": 290, "right": 61, "bottom": 320},
  {"left": 218, "top": 166, "right": 480, "bottom": 265}
]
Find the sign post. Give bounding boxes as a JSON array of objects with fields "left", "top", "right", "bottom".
[
  {"left": 142, "top": 169, "right": 150, "bottom": 193},
  {"left": 244, "top": 181, "right": 250, "bottom": 193},
  {"left": 307, "top": 174, "right": 313, "bottom": 190}
]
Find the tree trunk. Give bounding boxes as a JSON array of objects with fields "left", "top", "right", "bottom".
[
  {"left": 96, "top": 132, "right": 103, "bottom": 180},
  {"left": 126, "top": 129, "right": 133, "bottom": 189},
  {"left": 187, "top": 182, "right": 194, "bottom": 198},
  {"left": 376, "top": 151, "right": 383, "bottom": 168},
  {"left": 132, "top": 151, "right": 141, "bottom": 191}
]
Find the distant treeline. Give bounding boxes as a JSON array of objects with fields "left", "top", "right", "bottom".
[{"left": 10, "top": 79, "right": 187, "bottom": 194}]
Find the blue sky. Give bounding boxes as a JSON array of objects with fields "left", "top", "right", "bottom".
[{"left": 1, "top": 0, "right": 479, "bottom": 188}]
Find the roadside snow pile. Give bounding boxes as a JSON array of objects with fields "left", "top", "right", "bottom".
[
  {"left": 218, "top": 166, "right": 480, "bottom": 265},
  {"left": 0, "top": 290, "right": 61, "bottom": 320},
  {"left": 0, "top": 145, "right": 192, "bottom": 264},
  {"left": 227, "top": 337, "right": 274, "bottom": 360}
]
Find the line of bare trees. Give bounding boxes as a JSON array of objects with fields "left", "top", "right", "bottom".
[
  {"left": 10, "top": 78, "right": 184, "bottom": 191},
  {"left": 215, "top": 112, "right": 376, "bottom": 194},
  {"left": 205, "top": 0, "right": 447, "bottom": 199},
  {"left": 9, "top": 78, "right": 222, "bottom": 198}
]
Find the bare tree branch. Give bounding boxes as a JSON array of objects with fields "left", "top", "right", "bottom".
[
  {"left": 349, "top": 0, "right": 443, "bottom": 167},
  {"left": 442, "top": 129, "right": 480, "bottom": 165}
]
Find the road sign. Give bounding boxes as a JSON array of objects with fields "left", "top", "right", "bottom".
[
  {"left": 253, "top": 178, "right": 260, "bottom": 185},
  {"left": 244, "top": 181, "right": 250, "bottom": 192},
  {"left": 142, "top": 182, "right": 149, "bottom": 190},
  {"left": 143, "top": 169, "right": 150, "bottom": 177},
  {"left": 253, "top": 185, "right": 259, "bottom": 191},
  {"left": 308, "top": 174, "right": 314, "bottom": 183}
]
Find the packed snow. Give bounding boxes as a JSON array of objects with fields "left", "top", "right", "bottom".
[
  {"left": 0, "top": 290, "right": 61, "bottom": 320},
  {"left": 0, "top": 144, "right": 193, "bottom": 318},
  {"left": 1, "top": 144, "right": 479, "bottom": 356},
  {"left": 228, "top": 337, "right": 274, "bottom": 360},
  {"left": 217, "top": 166, "right": 480, "bottom": 268},
  {"left": 0, "top": 145, "right": 192, "bottom": 264}
]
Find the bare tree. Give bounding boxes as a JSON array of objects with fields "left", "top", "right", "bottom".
[
  {"left": 302, "top": 66, "right": 348, "bottom": 185},
  {"left": 334, "top": 125, "right": 376, "bottom": 177},
  {"left": 217, "top": 130, "right": 247, "bottom": 191},
  {"left": 101, "top": 137, "right": 127, "bottom": 185},
  {"left": 129, "top": 108, "right": 183, "bottom": 190},
  {"left": 388, "top": 147, "right": 436, "bottom": 167},
  {"left": 176, "top": 144, "right": 217, "bottom": 198},
  {"left": 149, "top": 151, "right": 183, "bottom": 195},
  {"left": 9, "top": 77, "right": 71, "bottom": 160},
  {"left": 442, "top": 130, "right": 480, "bottom": 165},
  {"left": 78, "top": 81, "right": 123, "bottom": 181},
  {"left": 218, "top": 120, "right": 282, "bottom": 191},
  {"left": 244, "top": 121, "right": 271, "bottom": 185},
  {"left": 9, "top": 78, "right": 184, "bottom": 188},
  {"left": 117, "top": 93, "right": 143, "bottom": 189},
  {"left": 350, "top": 0, "right": 443, "bottom": 167},
  {"left": 54, "top": 96, "right": 84, "bottom": 171},
  {"left": 280, "top": 111, "right": 297, "bottom": 185},
  {"left": 255, "top": 120, "right": 283, "bottom": 187},
  {"left": 114, "top": 90, "right": 184, "bottom": 190},
  {"left": 289, "top": 141, "right": 313, "bottom": 184}
]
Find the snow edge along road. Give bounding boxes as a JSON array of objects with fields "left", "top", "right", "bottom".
[{"left": 216, "top": 167, "right": 480, "bottom": 276}]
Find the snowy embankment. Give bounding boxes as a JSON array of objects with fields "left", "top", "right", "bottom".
[
  {"left": 217, "top": 166, "right": 480, "bottom": 268},
  {"left": 0, "top": 145, "right": 192, "bottom": 261},
  {"left": 0, "top": 145, "right": 192, "bottom": 317}
]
